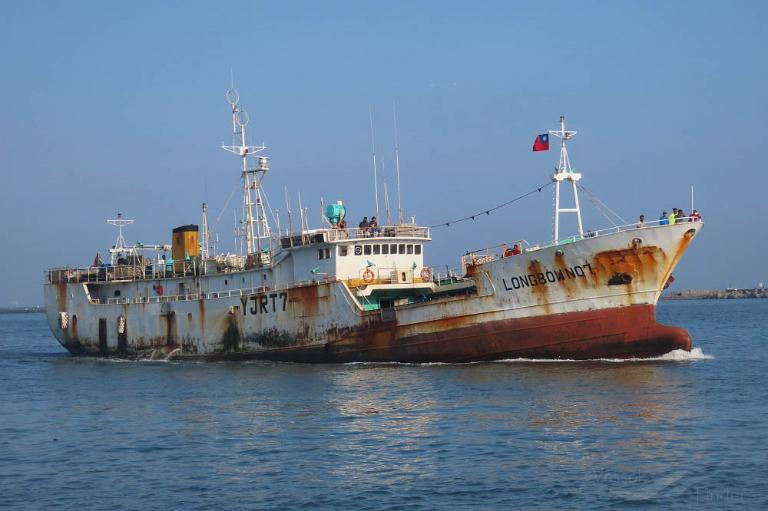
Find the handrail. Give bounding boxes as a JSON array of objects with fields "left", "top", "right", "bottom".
[
  {"left": 463, "top": 217, "right": 704, "bottom": 265},
  {"left": 86, "top": 278, "right": 339, "bottom": 305},
  {"left": 47, "top": 260, "right": 200, "bottom": 285},
  {"left": 290, "top": 225, "right": 431, "bottom": 245},
  {"left": 537, "top": 216, "right": 702, "bottom": 250}
]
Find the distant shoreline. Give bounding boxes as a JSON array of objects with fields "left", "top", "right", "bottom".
[
  {"left": 663, "top": 288, "right": 768, "bottom": 300},
  {"left": 0, "top": 307, "right": 45, "bottom": 314}
]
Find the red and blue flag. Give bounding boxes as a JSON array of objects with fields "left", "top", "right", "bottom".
[{"left": 532, "top": 133, "right": 549, "bottom": 151}]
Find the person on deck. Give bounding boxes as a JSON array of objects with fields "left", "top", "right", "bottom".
[
  {"left": 358, "top": 216, "right": 369, "bottom": 235},
  {"left": 369, "top": 216, "right": 379, "bottom": 235},
  {"left": 659, "top": 211, "right": 669, "bottom": 225},
  {"left": 669, "top": 209, "right": 677, "bottom": 225},
  {"left": 637, "top": 214, "right": 646, "bottom": 228}
]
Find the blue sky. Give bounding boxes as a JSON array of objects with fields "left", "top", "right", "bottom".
[{"left": 1, "top": 1, "right": 766, "bottom": 305}]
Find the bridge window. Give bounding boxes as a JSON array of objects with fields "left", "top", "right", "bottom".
[
  {"left": 339, "top": 245, "right": 348, "bottom": 256},
  {"left": 364, "top": 245, "right": 372, "bottom": 255},
  {"left": 407, "top": 244, "right": 413, "bottom": 254},
  {"left": 318, "top": 248, "right": 331, "bottom": 259},
  {"left": 415, "top": 244, "right": 422, "bottom": 255},
  {"left": 354, "top": 246, "right": 362, "bottom": 256},
  {"left": 398, "top": 244, "right": 406, "bottom": 254},
  {"left": 390, "top": 244, "right": 397, "bottom": 254},
  {"left": 373, "top": 244, "right": 381, "bottom": 255},
  {"left": 382, "top": 244, "right": 389, "bottom": 255}
]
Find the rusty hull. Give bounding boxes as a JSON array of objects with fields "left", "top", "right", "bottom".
[
  {"left": 44, "top": 223, "right": 701, "bottom": 362},
  {"left": 207, "top": 304, "right": 689, "bottom": 363}
]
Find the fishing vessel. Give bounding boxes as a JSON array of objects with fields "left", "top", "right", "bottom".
[{"left": 44, "top": 91, "right": 703, "bottom": 362}]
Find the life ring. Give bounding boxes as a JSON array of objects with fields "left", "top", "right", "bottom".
[
  {"left": 362, "top": 268, "right": 375, "bottom": 283},
  {"left": 420, "top": 267, "right": 432, "bottom": 282},
  {"left": 155, "top": 284, "right": 164, "bottom": 296}
]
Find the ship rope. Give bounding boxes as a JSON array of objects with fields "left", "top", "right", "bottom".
[
  {"left": 429, "top": 181, "right": 554, "bottom": 229},
  {"left": 215, "top": 184, "right": 239, "bottom": 224},
  {"left": 576, "top": 183, "right": 626, "bottom": 226}
]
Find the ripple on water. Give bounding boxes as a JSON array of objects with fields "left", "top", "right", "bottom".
[{"left": 0, "top": 304, "right": 765, "bottom": 510}]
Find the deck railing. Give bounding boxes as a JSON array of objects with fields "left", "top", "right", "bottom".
[
  {"left": 84, "top": 278, "right": 339, "bottom": 305},
  {"left": 463, "top": 217, "right": 703, "bottom": 266},
  {"left": 47, "top": 259, "right": 198, "bottom": 285},
  {"left": 288, "top": 225, "right": 431, "bottom": 246},
  {"left": 539, "top": 216, "right": 701, "bottom": 250}
]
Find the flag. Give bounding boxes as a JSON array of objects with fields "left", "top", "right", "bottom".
[{"left": 532, "top": 133, "right": 549, "bottom": 152}]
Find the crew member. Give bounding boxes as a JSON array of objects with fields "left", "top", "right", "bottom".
[{"left": 369, "top": 216, "right": 379, "bottom": 235}]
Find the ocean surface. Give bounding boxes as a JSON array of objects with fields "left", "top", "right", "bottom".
[{"left": 1, "top": 300, "right": 766, "bottom": 510}]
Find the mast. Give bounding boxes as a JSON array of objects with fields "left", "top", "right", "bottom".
[
  {"left": 201, "top": 202, "right": 209, "bottom": 261},
  {"left": 221, "top": 88, "right": 271, "bottom": 256},
  {"left": 393, "top": 102, "right": 403, "bottom": 224},
  {"left": 549, "top": 116, "right": 583, "bottom": 241},
  {"left": 369, "top": 106, "right": 380, "bottom": 220},
  {"left": 284, "top": 186, "right": 293, "bottom": 236},
  {"left": 383, "top": 179, "right": 392, "bottom": 225},
  {"left": 107, "top": 212, "right": 134, "bottom": 265}
]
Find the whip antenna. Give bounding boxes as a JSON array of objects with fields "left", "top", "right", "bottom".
[
  {"left": 369, "top": 106, "right": 380, "bottom": 220},
  {"left": 393, "top": 101, "right": 403, "bottom": 224}
]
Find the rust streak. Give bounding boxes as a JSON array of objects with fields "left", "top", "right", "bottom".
[
  {"left": 198, "top": 299, "right": 206, "bottom": 346},
  {"left": 289, "top": 283, "right": 328, "bottom": 318},
  {"left": 659, "top": 231, "right": 695, "bottom": 288},
  {"left": 57, "top": 282, "right": 67, "bottom": 312},
  {"left": 527, "top": 260, "right": 551, "bottom": 314},
  {"left": 554, "top": 253, "right": 578, "bottom": 298}
]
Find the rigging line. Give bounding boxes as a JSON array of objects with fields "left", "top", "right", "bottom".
[
  {"left": 584, "top": 192, "right": 618, "bottom": 227},
  {"left": 576, "top": 183, "right": 617, "bottom": 226},
  {"left": 215, "top": 185, "right": 239, "bottom": 223},
  {"left": 261, "top": 190, "right": 279, "bottom": 233},
  {"left": 430, "top": 181, "right": 553, "bottom": 229},
  {"left": 463, "top": 242, "right": 507, "bottom": 256},
  {"left": 577, "top": 183, "right": 627, "bottom": 225}
]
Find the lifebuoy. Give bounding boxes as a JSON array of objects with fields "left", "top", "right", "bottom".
[
  {"left": 155, "top": 284, "right": 164, "bottom": 296},
  {"left": 362, "top": 268, "right": 375, "bottom": 283},
  {"left": 420, "top": 267, "right": 432, "bottom": 282}
]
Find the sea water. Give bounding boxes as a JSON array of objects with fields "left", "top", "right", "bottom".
[{"left": 1, "top": 300, "right": 766, "bottom": 510}]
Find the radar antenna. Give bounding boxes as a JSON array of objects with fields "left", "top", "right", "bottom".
[
  {"left": 550, "top": 116, "right": 583, "bottom": 241},
  {"left": 221, "top": 88, "right": 271, "bottom": 256}
]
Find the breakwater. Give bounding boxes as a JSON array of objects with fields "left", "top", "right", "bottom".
[{"left": 663, "top": 288, "right": 768, "bottom": 300}]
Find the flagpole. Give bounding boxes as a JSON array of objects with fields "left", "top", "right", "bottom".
[{"left": 690, "top": 184, "right": 694, "bottom": 213}]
